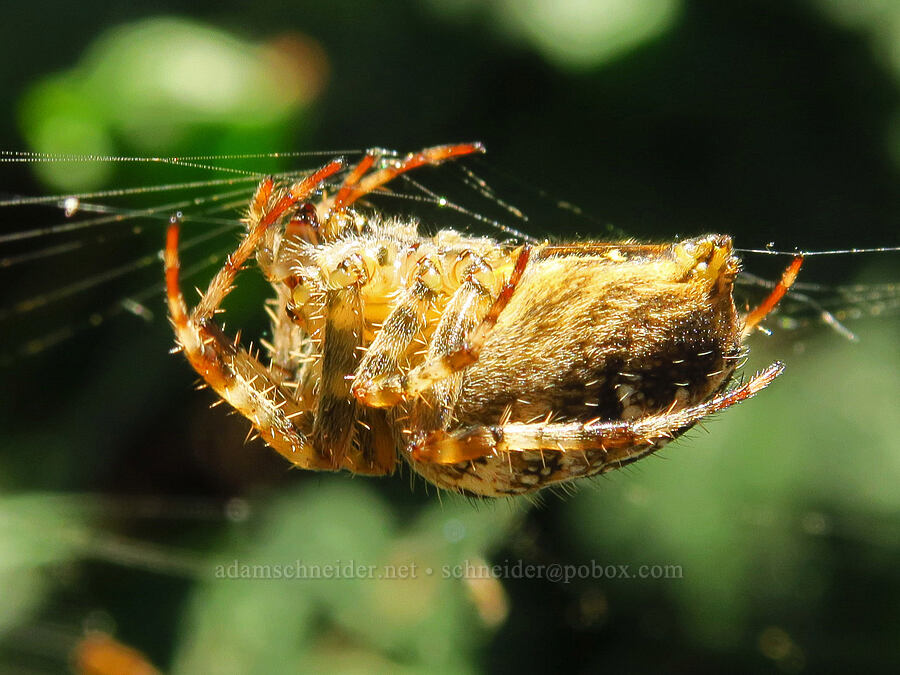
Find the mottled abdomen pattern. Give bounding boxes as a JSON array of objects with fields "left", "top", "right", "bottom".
[{"left": 416, "top": 237, "right": 744, "bottom": 495}]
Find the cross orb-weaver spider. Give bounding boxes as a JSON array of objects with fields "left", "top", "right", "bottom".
[{"left": 165, "top": 143, "right": 801, "bottom": 497}]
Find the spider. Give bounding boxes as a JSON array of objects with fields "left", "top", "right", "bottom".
[{"left": 164, "top": 143, "right": 802, "bottom": 497}]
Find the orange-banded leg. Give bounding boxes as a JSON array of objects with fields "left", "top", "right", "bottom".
[
  {"left": 321, "top": 143, "right": 486, "bottom": 239},
  {"left": 191, "top": 160, "right": 342, "bottom": 319},
  {"left": 348, "top": 245, "right": 529, "bottom": 478},
  {"left": 403, "top": 245, "right": 531, "bottom": 397},
  {"left": 350, "top": 245, "right": 528, "bottom": 413},
  {"left": 404, "top": 254, "right": 500, "bottom": 435},
  {"left": 293, "top": 144, "right": 484, "bottom": 471},
  {"left": 165, "top": 159, "right": 382, "bottom": 473},
  {"left": 742, "top": 255, "right": 804, "bottom": 338},
  {"left": 411, "top": 362, "right": 784, "bottom": 466},
  {"left": 350, "top": 256, "right": 442, "bottom": 408},
  {"left": 166, "top": 222, "right": 328, "bottom": 470}
]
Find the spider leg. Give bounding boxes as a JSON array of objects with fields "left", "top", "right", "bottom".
[
  {"left": 742, "top": 255, "right": 804, "bottom": 337},
  {"left": 334, "top": 142, "right": 485, "bottom": 211},
  {"left": 410, "top": 362, "right": 784, "bottom": 466},
  {"left": 166, "top": 159, "right": 390, "bottom": 474},
  {"left": 273, "top": 255, "right": 397, "bottom": 474},
  {"left": 350, "top": 245, "right": 528, "bottom": 409},
  {"left": 533, "top": 243, "right": 668, "bottom": 259},
  {"left": 330, "top": 153, "right": 376, "bottom": 213},
  {"left": 319, "top": 143, "right": 485, "bottom": 240},
  {"left": 166, "top": 220, "right": 328, "bottom": 470},
  {"left": 191, "top": 160, "right": 343, "bottom": 321},
  {"left": 403, "top": 253, "right": 501, "bottom": 434},
  {"left": 264, "top": 288, "right": 308, "bottom": 382},
  {"left": 262, "top": 145, "right": 484, "bottom": 471},
  {"left": 311, "top": 281, "right": 366, "bottom": 468},
  {"left": 350, "top": 256, "right": 443, "bottom": 407},
  {"left": 403, "top": 244, "right": 531, "bottom": 396}
]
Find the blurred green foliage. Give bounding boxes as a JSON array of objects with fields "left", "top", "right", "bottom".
[
  {"left": 19, "top": 17, "right": 320, "bottom": 190},
  {"left": 0, "top": 1, "right": 898, "bottom": 673}
]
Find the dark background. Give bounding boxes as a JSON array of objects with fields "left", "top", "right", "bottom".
[{"left": 0, "top": 1, "right": 898, "bottom": 672}]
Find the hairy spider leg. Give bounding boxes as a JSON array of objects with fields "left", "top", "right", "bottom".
[
  {"left": 307, "top": 143, "right": 489, "bottom": 466},
  {"left": 190, "top": 160, "right": 344, "bottom": 321},
  {"left": 330, "top": 153, "right": 376, "bottom": 213},
  {"left": 403, "top": 244, "right": 531, "bottom": 396},
  {"left": 351, "top": 243, "right": 530, "bottom": 410},
  {"left": 334, "top": 142, "right": 485, "bottom": 212},
  {"left": 532, "top": 243, "right": 671, "bottom": 259},
  {"left": 350, "top": 255, "right": 445, "bottom": 408},
  {"left": 165, "top": 159, "right": 360, "bottom": 472},
  {"left": 311, "top": 281, "right": 367, "bottom": 468},
  {"left": 318, "top": 142, "right": 486, "bottom": 240},
  {"left": 411, "top": 362, "right": 784, "bottom": 466},
  {"left": 404, "top": 252, "right": 504, "bottom": 437}
]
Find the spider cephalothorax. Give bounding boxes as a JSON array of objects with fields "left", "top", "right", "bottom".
[{"left": 165, "top": 144, "right": 801, "bottom": 497}]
